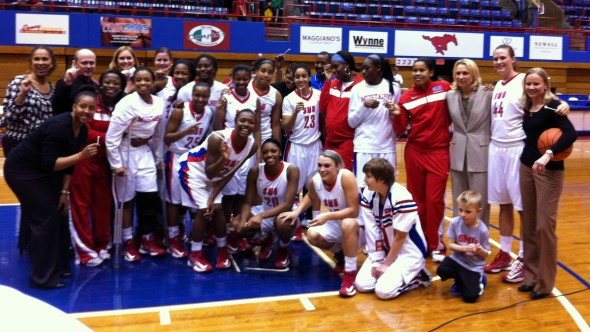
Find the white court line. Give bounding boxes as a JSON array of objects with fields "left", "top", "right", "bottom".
[
  {"left": 444, "top": 216, "right": 590, "bottom": 331},
  {"left": 159, "top": 310, "right": 171, "bottom": 325},
  {"left": 299, "top": 298, "right": 315, "bottom": 311},
  {"left": 0, "top": 203, "right": 19, "bottom": 206},
  {"left": 71, "top": 290, "right": 339, "bottom": 318},
  {"left": 230, "top": 255, "right": 241, "bottom": 273},
  {"left": 302, "top": 232, "right": 336, "bottom": 269}
]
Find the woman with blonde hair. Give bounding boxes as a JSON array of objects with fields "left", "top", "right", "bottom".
[
  {"left": 447, "top": 59, "right": 492, "bottom": 225},
  {"left": 109, "top": 46, "right": 140, "bottom": 93},
  {"left": 518, "top": 67, "right": 576, "bottom": 299}
]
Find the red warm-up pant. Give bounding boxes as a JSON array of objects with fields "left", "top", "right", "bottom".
[
  {"left": 404, "top": 144, "right": 449, "bottom": 253},
  {"left": 69, "top": 158, "right": 113, "bottom": 264},
  {"left": 324, "top": 139, "right": 354, "bottom": 172}
]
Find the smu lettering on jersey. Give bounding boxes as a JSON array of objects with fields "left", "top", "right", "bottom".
[
  {"left": 167, "top": 102, "right": 213, "bottom": 154},
  {"left": 257, "top": 161, "right": 292, "bottom": 210},
  {"left": 491, "top": 73, "right": 526, "bottom": 143},
  {"left": 311, "top": 170, "right": 348, "bottom": 212},
  {"left": 282, "top": 88, "right": 321, "bottom": 145}
]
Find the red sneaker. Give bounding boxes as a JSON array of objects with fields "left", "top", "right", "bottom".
[
  {"left": 123, "top": 239, "right": 141, "bottom": 262},
  {"left": 339, "top": 270, "right": 358, "bottom": 298},
  {"left": 216, "top": 247, "right": 231, "bottom": 270},
  {"left": 275, "top": 246, "right": 291, "bottom": 269},
  {"left": 291, "top": 225, "right": 303, "bottom": 242},
  {"left": 139, "top": 234, "right": 166, "bottom": 257},
  {"left": 187, "top": 251, "right": 213, "bottom": 272},
  {"left": 258, "top": 234, "right": 276, "bottom": 261},
  {"left": 168, "top": 235, "right": 188, "bottom": 258},
  {"left": 485, "top": 250, "right": 512, "bottom": 273}
]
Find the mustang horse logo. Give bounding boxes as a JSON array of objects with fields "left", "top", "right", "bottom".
[{"left": 422, "top": 34, "right": 458, "bottom": 55}]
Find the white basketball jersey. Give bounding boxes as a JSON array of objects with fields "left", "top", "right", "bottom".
[
  {"left": 257, "top": 161, "right": 292, "bottom": 211},
  {"left": 224, "top": 89, "right": 257, "bottom": 129},
  {"left": 167, "top": 102, "right": 213, "bottom": 154},
  {"left": 249, "top": 81, "right": 278, "bottom": 141},
  {"left": 179, "top": 128, "right": 255, "bottom": 184},
  {"left": 491, "top": 73, "right": 526, "bottom": 143},
  {"left": 311, "top": 169, "right": 349, "bottom": 212},
  {"left": 282, "top": 89, "right": 321, "bottom": 145}
]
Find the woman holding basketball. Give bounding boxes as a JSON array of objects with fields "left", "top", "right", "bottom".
[{"left": 517, "top": 68, "right": 576, "bottom": 300}]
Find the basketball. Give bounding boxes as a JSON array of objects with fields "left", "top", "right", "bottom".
[{"left": 537, "top": 128, "right": 573, "bottom": 161}]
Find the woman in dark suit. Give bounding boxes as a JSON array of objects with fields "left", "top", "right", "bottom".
[
  {"left": 447, "top": 59, "right": 492, "bottom": 225},
  {"left": 4, "top": 89, "right": 99, "bottom": 289}
]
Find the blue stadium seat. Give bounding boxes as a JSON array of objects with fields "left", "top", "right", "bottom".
[
  {"left": 370, "top": 15, "right": 381, "bottom": 22},
  {"left": 501, "top": 9, "right": 511, "bottom": 19},
  {"left": 491, "top": 0, "right": 501, "bottom": 8},
  {"left": 480, "top": 0, "right": 491, "bottom": 8},
  {"left": 393, "top": 5, "right": 404, "bottom": 15},
  {"left": 341, "top": 3, "right": 353, "bottom": 12},
  {"left": 328, "top": 2, "right": 339, "bottom": 13},
  {"left": 426, "top": 0, "right": 437, "bottom": 6},
  {"left": 395, "top": 15, "right": 406, "bottom": 23},
  {"left": 491, "top": 10, "right": 501, "bottom": 18},
  {"left": 449, "top": 8, "right": 459, "bottom": 17},
  {"left": 427, "top": 7, "right": 438, "bottom": 16},
  {"left": 414, "top": 0, "right": 425, "bottom": 4},
  {"left": 381, "top": 4, "right": 392, "bottom": 15},
  {"left": 512, "top": 21, "right": 523, "bottom": 28},
  {"left": 368, "top": 4, "right": 379, "bottom": 15},
  {"left": 480, "top": 19, "right": 491, "bottom": 26},
  {"left": 405, "top": 16, "right": 418, "bottom": 24},
  {"left": 443, "top": 17, "right": 457, "bottom": 25},
  {"left": 469, "top": 19, "right": 480, "bottom": 26},
  {"left": 333, "top": 13, "right": 346, "bottom": 21},
  {"left": 416, "top": 6, "right": 427, "bottom": 15},
  {"left": 457, "top": 18, "right": 468, "bottom": 25},
  {"left": 501, "top": 20, "right": 512, "bottom": 27},
  {"left": 448, "top": 0, "right": 458, "bottom": 7},
  {"left": 358, "top": 14, "right": 370, "bottom": 21},
  {"left": 459, "top": 0, "right": 470, "bottom": 7},
  {"left": 439, "top": 7, "right": 450, "bottom": 16},
  {"left": 382, "top": 15, "right": 395, "bottom": 23},
  {"left": 405, "top": 6, "right": 415, "bottom": 14},
  {"left": 431, "top": 17, "right": 443, "bottom": 25},
  {"left": 420, "top": 17, "right": 431, "bottom": 24},
  {"left": 491, "top": 20, "right": 502, "bottom": 27},
  {"left": 459, "top": 8, "right": 470, "bottom": 17},
  {"left": 480, "top": 9, "right": 491, "bottom": 18},
  {"left": 354, "top": 3, "right": 366, "bottom": 14},
  {"left": 470, "top": 9, "right": 480, "bottom": 17}
]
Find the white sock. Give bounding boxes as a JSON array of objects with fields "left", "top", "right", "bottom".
[
  {"left": 280, "top": 240, "right": 290, "bottom": 248},
  {"left": 142, "top": 233, "right": 152, "bottom": 240},
  {"left": 122, "top": 227, "right": 133, "bottom": 241},
  {"left": 191, "top": 241, "right": 203, "bottom": 252},
  {"left": 500, "top": 235, "right": 512, "bottom": 253},
  {"left": 168, "top": 226, "right": 179, "bottom": 239},
  {"left": 518, "top": 241, "right": 524, "bottom": 258},
  {"left": 216, "top": 236, "right": 227, "bottom": 248},
  {"left": 344, "top": 256, "right": 357, "bottom": 272}
]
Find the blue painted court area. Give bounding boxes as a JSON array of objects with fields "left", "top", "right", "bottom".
[{"left": 0, "top": 205, "right": 341, "bottom": 313}]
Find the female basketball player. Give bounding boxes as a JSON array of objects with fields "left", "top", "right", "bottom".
[
  {"left": 177, "top": 54, "right": 227, "bottom": 113},
  {"left": 178, "top": 110, "right": 258, "bottom": 273},
  {"left": 233, "top": 138, "right": 300, "bottom": 268},
  {"left": 163, "top": 81, "right": 214, "bottom": 258},
  {"left": 277, "top": 150, "right": 360, "bottom": 298},
  {"left": 250, "top": 58, "right": 283, "bottom": 142},
  {"left": 106, "top": 67, "right": 166, "bottom": 263}
]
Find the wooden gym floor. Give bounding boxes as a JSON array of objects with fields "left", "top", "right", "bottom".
[{"left": 0, "top": 140, "right": 589, "bottom": 331}]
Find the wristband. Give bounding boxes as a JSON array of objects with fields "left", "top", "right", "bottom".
[
  {"left": 545, "top": 149, "right": 554, "bottom": 158},
  {"left": 61, "top": 190, "right": 70, "bottom": 195}
]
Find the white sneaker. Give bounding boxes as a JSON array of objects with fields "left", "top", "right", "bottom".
[
  {"left": 86, "top": 257, "right": 104, "bottom": 267},
  {"left": 431, "top": 250, "right": 445, "bottom": 263},
  {"left": 99, "top": 249, "right": 111, "bottom": 261}
]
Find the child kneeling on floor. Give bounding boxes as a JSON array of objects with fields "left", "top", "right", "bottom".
[{"left": 437, "top": 190, "right": 491, "bottom": 303}]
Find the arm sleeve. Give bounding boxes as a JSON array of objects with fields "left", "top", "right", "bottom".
[
  {"left": 2, "top": 77, "right": 25, "bottom": 119},
  {"left": 52, "top": 79, "right": 71, "bottom": 115},
  {"left": 347, "top": 87, "right": 364, "bottom": 128},
  {"left": 549, "top": 100, "right": 577, "bottom": 155},
  {"left": 106, "top": 100, "right": 134, "bottom": 169},
  {"left": 319, "top": 80, "right": 331, "bottom": 114}
]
